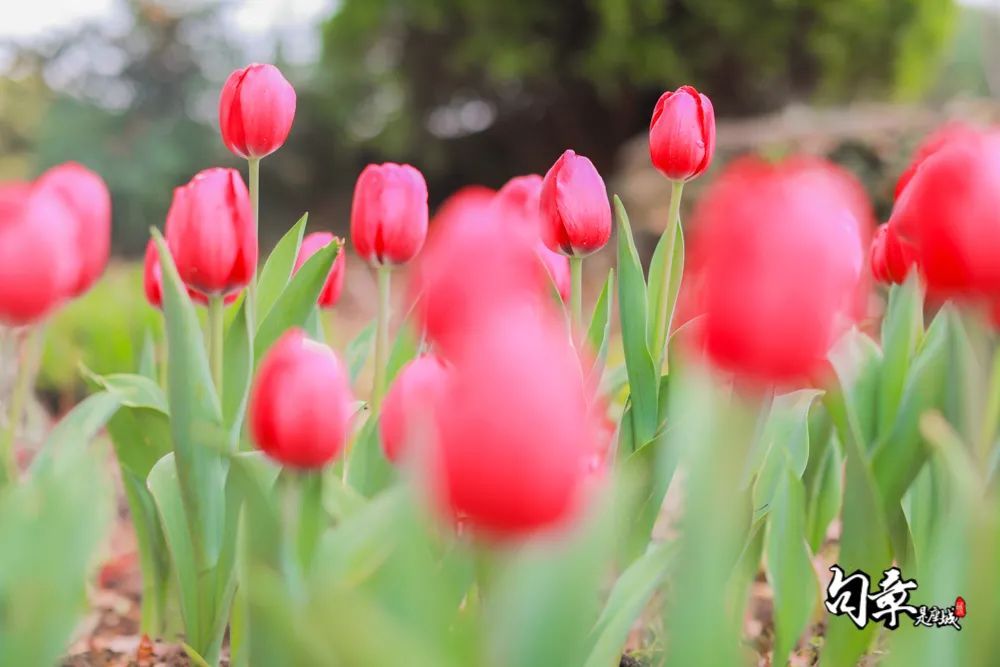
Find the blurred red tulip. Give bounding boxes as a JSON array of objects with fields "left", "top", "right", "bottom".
[
  {"left": 380, "top": 355, "right": 449, "bottom": 463},
  {"left": 219, "top": 63, "right": 296, "bottom": 160},
  {"left": 143, "top": 239, "right": 239, "bottom": 309},
  {"left": 431, "top": 185, "right": 495, "bottom": 233},
  {"left": 351, "top": 163, "right": 429, "bottom": 266},
  {"left": 888, "top": 126, "right": 1000, "bottom": 296},
  {"left": 34, "top": 162, "right": 111, "bottom": 297},
  {"left": 689, "top": 156, "right": 865, "bottom": 386},
  {"left": 431, "top": 310, "right": 599, "bottom": 536},
  {"left": 249, "top": 328, "right": 354, "bottom": 468},
  {"left": 165, "top": 168, "right": 256, "bottom": 297},
  {"left": 649, "top": 86, "right": 716, "bottom": 181},
  {"left": 540, "top": 150, "right": 611, "bottom": 257},
  {"left": 294, "top": 232, "right": 346, "bottom": 308},
  {"left": 894, "top": 122, "right": 980, "bottom": 200},
  {"left": 869, "top": 224, "right": 913, "bottom": 285},
  {"left": 0, "top": 183, "right": 77, "bottom": 325}
]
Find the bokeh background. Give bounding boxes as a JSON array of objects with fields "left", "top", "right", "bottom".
[{"left": 2, "top": 0, "right": 996, "bottom": 401}]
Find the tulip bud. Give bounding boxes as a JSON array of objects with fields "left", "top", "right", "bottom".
[
  {"left": 249, "top": 329, "right": 354, "bottom": 468},
  {"left": 649, "top": 86, "right": 716, "bottom": 181},
  {"left": 380, "top": 355, "right": 449, "bottom": 462},
  {"left": 351, "top": 163, "right": 429, "bottom": 266},
  {"left": 219, "top": 63, "right": 296, "bottom": 160},
  {"left": 143, "top": 239, "right": 239, "bottom": 309},
  {"left": 294, "top": 232, "right": 346, "bottom": 308},
  {"left": 539, "top": 150, "right": 611, "bottom": 257},
  {"left": 34, "top": 162, "right": 112, "bottom": 297},
  {"left": 869, "top": 224, "right": 913, "bottom": 285},
  {"left": 0, "top": 183, "right": 77, "bottom": 325},
  {"left": 165, "top": 168, "right": 257, "bottom": 297}
]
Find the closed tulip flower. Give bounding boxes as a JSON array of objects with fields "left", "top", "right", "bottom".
[
  {"left": 689, "top": 156, "right": 865, "bottom": 386},
  {"left": 165, "top": 168, "right": 257, "bottom": 297},
  {"left": 219, "top": 63, "right": 296, "bottom": 160},
  {"left": 649, "top": 85, "right": 716, "bottom": 181},
  {"left": 888, "top": 126, "right": 1000, "bottom": 296},
  {"left": 0, "top": 184, "right": 77, "bottom": 325},
  {"left": 870, "top": 224, "right": 913, "bottom": 285},
  {"left": 143, "top": 239, "right": 239, "bottom": 309},
  {"left": 294, "top": 232, "right": 346, "bottom": 308},
  {"left": 540, "top": 150, "right": 612, "bottom": 257},
  {"left": 34, "top": 162, "right": 111, "bottom": 297},
  {"left": 249, "top": 329, "right": 354, "bottom": 468},
  {"left": 351, "top": 163, "right": 429, "bottom": 266},
  {"left": 380, "top": 355, "right": 449, "bottom": 462},
  {"left": 431, "top": 312, "right": 599, "bottom": 536}
]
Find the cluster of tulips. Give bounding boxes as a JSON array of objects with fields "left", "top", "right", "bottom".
[{"left": 4, "top": 58, "right": 1000, "bottom": 667}]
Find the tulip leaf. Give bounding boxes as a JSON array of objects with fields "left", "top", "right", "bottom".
[
  {"left": 829, "top": 328, "right": 884, "bottom": 450},
  {"left": 586, "top": 269, "right": 614, "bottom": 378},
  {"left": 138, "top": 330, "right": 158, "bottom": 382},
  {"left": 254, "top": 238, "right": 339, "bottom": 360},
  {"left": 766, "top": 461, "right": 819, "bottom": 667},
  {"left": 806, "top": 437, "right": 843, "bottom": 552},
  {"left": 752, "top": 389, "right": 821, "bottom": 515},
  {"left": 256, "top": 212, "right": 308, "bottom": 323},
  {"left": 614, "top": 196, "right": 659, "bottom": 445},
  {"left": 645, "top": 216, "right": 684, "bottom": 366},
  {"left": 28, "top": 391, "right": 123, "bottom": 474},
  {"left": 81, "top": 368, "right": 168, "bottom": 413},
  {"left": 877, "top": 275, "right": 924, "bottom": 436},
  {"left": 223, "top": 298, "right": 254, "bottom": 445},
  {"left": 346, "top": 320, "right": 377, "bottom": 384}
]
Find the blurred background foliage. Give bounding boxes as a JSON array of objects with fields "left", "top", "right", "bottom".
[{"left": 1, "top": 0, "right": 995, "bottom": 401}]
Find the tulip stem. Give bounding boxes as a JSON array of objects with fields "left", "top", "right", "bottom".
[
  {"left": 652, "top": 180, "right": 685, "bottom": 370},
  {"left": 0, "top": 328, "right": 34, "bottom": 486},
  {"left": 247, "top": 157, "right": 261, "bottom": 320},
  {"left": 570, "top": 256, "right": 584, "bottom": 335},
  {"left": 372, "top": 266, "right": 392, "bottom": 414},
  {"left": 208, "top": 295, "right": 224, "bottom": 401}
]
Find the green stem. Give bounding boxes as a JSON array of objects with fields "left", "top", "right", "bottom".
[
  {"left": 570, "top": 256, "right": 583, "bottom": 336},
  {"left": 981, "top": 342, "right": 1000, "bottom": 463},
  {"left": 296, "top": 471, "right": 324, "bottom": 575},
  {"left": 247, "top": 157, "right": 261, "bottom": 324},
  {"left": 0, "top": 328, "right": 34, "bottom": 486},
  {"left": 208, "top": 295, "right": 224, "bottom": 401},
  {"left": 372, "top": 266, "right": 392, "bottom": 413},
  {"left": 652, "top": 180, "right": 685, "bottom": 368}
]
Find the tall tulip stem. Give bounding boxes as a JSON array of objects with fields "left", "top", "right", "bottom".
[
  {"left": 0, "top": 328, "right": 34, "bottom": 486},
  {"left": 208, "top": 295, "right": 225, "bottom": 401},
  {"left": 247, "top": 157, "right": 261, "bottom": 316},
  {"left": 570, "top": 256, "right": 584, "bottom": 335},
  {"left": 652, "top": 180, "right": 685, "bottom": 367},
  {"left": 372, "top": 266, "right": 392, "bottom": 413}
]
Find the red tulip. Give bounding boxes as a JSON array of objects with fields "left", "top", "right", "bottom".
[
  {"left": 689, "top": 156, "right": 865, "bottom": 386},
  {"left": 165, "top": 168, "right": 256, "bottom": 297},
  {"left": 888, "top": 127, "right": 1000, "bottom": 296},
  {"left": 430, "top": 310, "right": 599, "bottom": 536},
  {"left": 379, "top": 355, "right": 449, "bottom": 462},
  {"left": 294, "top": 232, "right": 346, "bottom": 308},
  {"left": 0, "top": 183, "right": 76, "bottom": 325},
  {"left": 649, "top": 85, "right": 716, "bottom": 181},
  {"left": 431, "top": 185, "right": 495, "bottom": 234},
  {"left": 219, "top": 63, "right": 296, "bottom": 160},
  {"left": 351, "top": 163, "right": 429, "bottom": 266},
  {"left": 143, "top": 239, "right": 239, "bottom": 309},
  {"left": 869, "top": 224, "right": 913, "bottom": 285},
  {"left": 540, "top": 150, "right": 612, "bottom": 257},
  {"left": 34, "top": 162, "right": 111, "bottom": 297},
  {"left": 894, "top": 122, "right": 980, "bottom": 200},
  {"left": 249, "top": 329, "right": 354, "bottom": 468}
]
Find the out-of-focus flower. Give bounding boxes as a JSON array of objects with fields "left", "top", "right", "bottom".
[
  {"left": 431, "top": 311, "right": 599, "bottom": 536},
  {"left": 649, "top": 86, "right": 716, "bottom": 181},
  {"left": 0, "top": 183, "right": 76, "bottom": 325},
  {"left": 540, "top": 150, "right": 612, "bottom": 257},
  {"left": 431, "top": 185, "right": 495, "bottom": 234},
  {"left": 688, "top": 156, "right": 865, "bottom": 386},
  {"left": 351, "top": 163, "right": 429, "bottom": 266},
  {"left": 380, "top": 355, "right": 449, "bottom": 463},
  {"left": 249, "top": 328, "right": 354, "bottom": 468},
  {"left": 34, "top": 162, "right": 111, "bottom": 297},
  {"left": 294, "top": 232, "right": 346, "bottom": 308},
  {"left": 870, "top": 224, "right": 913, "bottom": 285},
  {"left": 143, "top": 239, "right": 239, "bottom": 309},
  {"left": 894, "top": 122, "right": 980, "bottom": 200},
  {"left": 219, "top": 63, "right": 296, "bottom": 160},
  {"left": 165, "top": 168, "right": 256, "bottom": 297},
  {"left": 888, "top": 126, "right": 1000, "bottom": 296}
]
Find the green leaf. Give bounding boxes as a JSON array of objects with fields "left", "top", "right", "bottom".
[
  {"left": 29, "top": 391, "right": 123, "bottom": 474},
  {"left": 256, "top": 213, "right": 308, "bottom": 322},
  {"left": 223, "top": 298, "right": 253, "bottom": 444},
  {"left": 806, "top": 438, "right": 842, "bottom": 552},
  {"left": 586, "top": 269, "right": 614, "bottom": 377},
  {"left": 752, "top": 390, "right": 822, "bottom": 514},
  {"left": 645, "top": 216, "right": 684, "bottom": 363},
  {"left": 255, "top": 237, "right": 339, "bottom": 360},
  {"left": 82, "top": 368, "right": 168, "bottom": 413},
  {"left": 345, "top": 320, "right": 377, "bottom": 384},
  {"left": 877, "top": 275, "right": 924, "bottom": 436},
  {"left": 138, "top": 330, "right": 158, "bottom": 381},
  {"left": 829, "top": 328, "right": 883, "bottom": 448},
  {"left": 614, "top": 196, "right": 659, "bottom": 445},
  {"left": 766, "top": 464, "right": 818, "bottom": 667},
  {"left": 584, "top": 542, "right": 675, "bottom": 667}
]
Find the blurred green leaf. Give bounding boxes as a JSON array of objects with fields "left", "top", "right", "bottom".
[
  {"left": 877, "top": 275, "right": 924, "bottom": 436},
  {"left": 586, "top": 268, "right": 614, "bottom": 379},
  {"left": 345, "top": 320, "right": 377, "bottom": 384},
  {"left": 645, "top": 215, "right": 684, "bottom": 366}
]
